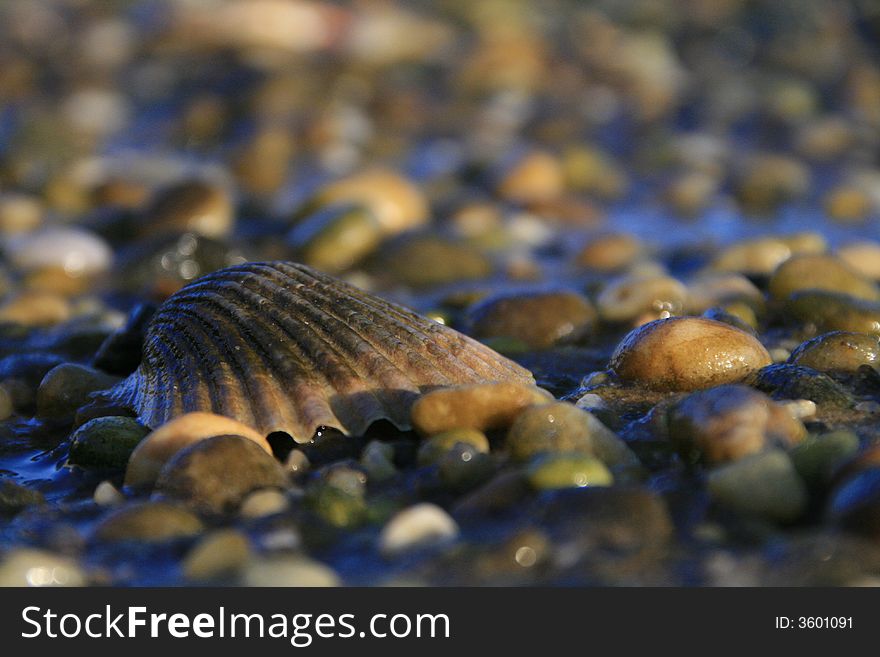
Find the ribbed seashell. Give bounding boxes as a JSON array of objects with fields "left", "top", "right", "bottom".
[{"left": 104, "top": 262, "right": 534, "bottom": 441}]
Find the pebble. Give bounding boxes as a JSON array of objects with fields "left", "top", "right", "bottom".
[
  {"left": 68, "top": 416, "right": 150, "bottom": 469},
  {"left": 785, "top": 290, "right": 880, "bottom": 335},
  {"left": 525, "top": 453, "right": 613, "bottom": 490},
  {"left": 239, "top": 488, "right": 290, "bottom": 518},
  {"left": 465, "top": 291, "right": 596, "bottom": 349},
  {"left": 378, "top": 236, "right": 492, "bottom": 288},
  {"left": 790, "top": 431, "right": 860, "bottom": 489},
  {"left": 0, "top": 384, "right": 12, "bottom": 421},
  {"left": 124, "top": 412, "right": 272, "bottom": 488},
  {"left": 154, "top": 435, "right": 288, "bottom": 514},
  {"left": 93, "top": 480, "right": 125, "bottom": 506},
  {"left": 507, "top": 401, "right": 641, "bottom": 470},
  {"left": 596, "top": 273, "right": 687, "bottom": 324},
  {"left": 35, "top": 363, "right": 120, "bottom": 419},
  {"left": 410, "top": 383, "right": 553, "bottom": 436},
  {"left": 288, "top": 203, "right": 383, "bottom": 274},
  {"left": 712, "top": 237, "right": 793, "bottom": 275},
  {"left": 0, "top": 193, "right": 43, "bottom": 235},
  {"left": 706, "top": 449, "right": 809, "bottom": 523},
  {"left": 788, "top": 331, "right": 879, "bottom": 373},
  {"left": 837, "top": 241, "right": 880, "bottom": 280},
  {"left": 241, "top": 556, "right": 340, "bottom": 587},
  {"left": 496, "top": 150, "right": 565, "bottom": 204},
  {"left": 182, "top": 529, "right": 251, "bottom": 581},
  {"left": 575, "top": 233, "right": 644, "bottom": 271},
  {"left": 2, "top": 227, "right": 112, "bottom": 277},
  {"left": 824, "top": 185, "right": 871, "bottom": 223},
  {"left": 359, "top": 440, "right": 397, "bottom": 481},
  {"left": 304, "top": 168, "right": 428, "bottom": 237},
  {"left": 734, "top": 154, "right": 810, "bottom": 214},
  {"left": 685, "top": 273, "right": 764, "bottom": 314},
  {"left": 378, "top": 503, "right": 460, "bottom": 558},
  {"left": 751, "top": 364, "right": 854, "bottom": 408},
  {"left": 609, "top": 316, "right": 772, "bottom": 391},
  {"left": 0, "top": 480, "right": 45, "bottom": 517},
  {"left": 0, "top": 549, "right": 86, "bottom": 587},
  {"left": 768, "top": 254, "right": 879, "bottom": 302},
  {"left": 417, "top": 429, "right": 490, "bottom": 466},
  {"left": 142, "top": 179, "right": 234, "bottom": 239},
  {"left": 667, "top": 385, "right": 805, "bottom": 465},
  {"left": 563, "top": 146, "right": 628, "bottom": 200},
  {"left": 92, "top": 501, "right": 204, "bottom": 542},
  {"left": 0, "top": 291, "right": 72, "bottom": 327}
]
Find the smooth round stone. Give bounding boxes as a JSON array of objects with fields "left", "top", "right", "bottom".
[
  {"left": 596, "top": 273, "right": 687, "bottom": 324},
  {"left": 663, "top": 170, "right": 718, "bottom": 217},
  {"left": 417, "top": 429, "right": 490, "bottom": 466},
  {"left": 824, "top": 185, "right": 871, "bottom": 222},
  {"left": 437, "top": 445, "right": 496, "bottom": 491},
  {"left": 379, "top": 236, "right": 492, "bottom": 288},
  {"left": 305, "top": 168, "right": 428, "bottom": 237},
  {"left": 668, "top": 385, "right": 805, "bottom": 465},
  {"left": 0, "top": 549, "right": 86, "bottom": 587},
  {"left": 239, "top": 489, "right": 290, "bottom": 518},
  {"left": 0, "top": 480, "right": 45, "bottom": 517},
  {"left": 707, "top": 450, "right": 808, "bottom": 522},
  {"left": 155, "top": 435, "right": 288, "bottom": 515},
  {"left": 575, "top": 233, "right": 644, "bottom": 271},
  {"left": 92, "top": 501, "right": 204, "bottom": 543},
  {"left": 0, "top": 384, "right": 15, "bottom": 421},
  {"left": 93, "top": 480, "right": 125, "bottom": 506},
  {"left": 838, "top": 241, "right": 880, "bottom": 280},
  {"left": 241, "top": 556, "right": 340, "bottom": 587},
  {"left": 788, "top": 331, "right": 879, "bottom": 373},
  {"left": 768, "top": 254, "right": 879, "bottom": 302},
  {"left": 609, "top": 317, "right": 772, "bottom": 391},
  {"left": 496, "top": 150, "right": 565, "bottom": 204},
  {"left": 526, "top": 453, "right": 613, "bottom": 490},
  {"left": 2, "top": 226, "right": 112, "bottom": 277},
  {"left": 68, "top": 416, "right": 150, "bottom": 469},
  {"left": 378, "top": 503, "right": 459, "bottom": 558},
  {"left": 712, "top": 237, "right": 792, "bottom": 275},
  {"left": 827, "top": 469, "right": 880, "bottom": 539},
  {"left": 790, "top": 431, "right": 860, "bottom": 489},
  {"left": 288, "top": 203, "right": 383, "bottom": 274},
  {"left": 0, "top": 193, "right": 43, "bottom": 235},
  {"left": 36, "top": 363, "right": 120, "bottom": 419},
  {"left": 466, "top": 291, "right": 596, "bottom": 348},
  {"left": 125, "top": 412, "right": 271, "bottom": 488},
  {"left": 751, "top": 364, "right": 854, "bottom": 408},
  {"left": 143, "top": 179, "right": 233, "bottom": 239},
  {"left": 685, "top": 273, "right": 764, "bottom": 314},
  {"left": 0, "top": 291, "right": 71, "bottom": 327},
  {"left": 410, "top": 383, "right": 554, "bottom": 436},
  {"left": 359, "top": 440, "right": 397, "bottom": 481},
  {"left": 785, "top": 291, "right": 880, "bottom": 334},
  {"left": 182, "top": 529, "right": 251, "bottom": 581},
  {"left": 507, "top": 402, "right": 640, "bottom": 469}
]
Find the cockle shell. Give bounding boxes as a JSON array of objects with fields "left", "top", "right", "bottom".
[{"left": 104, "top": 262, "right": 534, "bottom": 441}]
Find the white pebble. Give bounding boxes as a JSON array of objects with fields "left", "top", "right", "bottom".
[
  {"left": 242, "top": 556, "right": 339, "bottom": 587},
  {"left": 780, "top": 399, "right": 817, "bottom": 420},
  {"left": 378, "top": 503, "right": 459, "bottom": 558},
  {"left": 93, "top": 480, "right": 125, "bottom": 506},
  {"left": 239, "top": 489, "right": 289, "bottom": 518},
  {"left": 4, "top": 227, "right": 113, "bottom": 276},
  {"left": 0, "top": 549, "right": 86, "bottom": 587}
]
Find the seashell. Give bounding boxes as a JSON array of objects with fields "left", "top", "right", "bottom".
[{"left": 103, "top": 262, "right": 534, "bottom": 441}]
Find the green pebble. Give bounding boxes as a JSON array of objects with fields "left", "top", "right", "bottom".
[
  {"left": 68, "top": 416, "right": 150, "bottom": 469},
  {"left": 417, "top": 429, "right": 490, "bottom": 466},
  {"left": 526, "top": 453, "right": 613, "bottom": 490},
  {"left": 790, "top": 430, "right": 860, "bottom": 489}
]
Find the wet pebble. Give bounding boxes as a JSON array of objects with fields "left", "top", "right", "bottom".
[
  {"left": 790, "top": 431, "right": 860, "bottom": 490},
  {"left": 496, "top": 150, "right": 565, "bottom": 204},
  {"left": 288, "top": 203, "right": 382, "bottom": 274},
  {"left": 125, "top": 412, "right": 271, "bottom": 488},
  {"left": 92, "top": 501, "right": 204, "bottom": 543},
  {"left": 784, "top": 291, "right": 880, "bottom": 335},
  {"left": 596, "top": 273, "right": 687, "bottom": 324},
  {"left": 667, "top": 385, "right": 805, "bottom": 465},
  {"left": 241, "top": 556, "right": 340, "bottom": 587},
  {"left": 68, "top": 416, "right": 150, "bottom": 469},
  {"left": 0, "top": 549, "right": 86, "bottom": 587},
  {"left": 609, "top": 316, "right": 772, "bottom": 391},
  {"left": 182, "top": 529, "right": 252, "bottom": 581},
  {"left": 768, "top": 254, "right": 879, "bottom": 302},
  {"left": 154, "top": 435, "right": 288, "bottom": 515},
  {"left": 377, "top": 236, "right": 492, "bottom": 288},
  {"left": 788, "top": 331, "right": 879, "bottom": 373},
  {"left": 837, "top": 241, "right": 880, "bottom": 280},
  {"left": 707, "top": 450, "right": 808, "bottom": 522},
  {"left": 240, "top": 489, "right": 290, "bottom": 519},
  {"left": 0, "top": 291, "right": 72, "bottom": 327},
  {"left": 141, "top": 179, "right": 233, "bottom": 239},
  {"left": 526, "top": 453, "right": 613, "bottom": 490},
  {"left": 0, "top": 480, "right": 45, "bottom": 517},
  {"left": 378, "top": 503, "right": 459, "bottom": 558},
  {"left": 2, "top": 226, "right": 112, "bottom": 277},
  {"left": 93, "top": 481, "right": 125, "bottom": 506},
  {"left": 417, "top": 428, "right": 490, "bottom": 466},
  {"left": 574, "top": 233, "right": 644, "bottom": 272},
  {"left": 411, "top": 383, "right": 553, "bottom": 436},
  {"left": 750, "top": 364, "right": 854, "bottom": 408},
  {"left": 36, "top": 363, "right": 120, "bottom": 420},
  {"left": 465, "top": 291, "right": 596, "bottom": 348}
]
